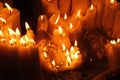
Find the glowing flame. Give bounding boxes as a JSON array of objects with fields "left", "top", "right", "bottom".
[
  {"left": 25, "top": 22, "right": 31, "bottom": 30},
  {"left": 9, "top": 38, "right": 16, "bottom": 45},
  {"left": 41, "top": 15, "right": 44, "bottom": 21},
  {"left": 76, "top": 10, "right": 81, "bottom": 18},
  {"left": 110, "top": 0, "right": 115, "bottom": 5},
  {"left": 69, "top": 22, "right": 73, "bottom": 29},
  {"left": 5, "top": 3, "right": 13, "bottom": 12},
  {"left": 52, "top": 60, "right": 56, "bottom": 66},
  {"left": 66, "top": 50, "right": 69, "bottom": 56},
  {"left": 43, "top": 52, "right": 47, "bottom": 58},
  {"left": 67, "top": 56, "right": 71, "bottom": 65},
  {"left": 64, "top": 13, "right": 67, "bottom": 20},
  {"left": 58, "top": 26, "right": 62, "bottom": 34},
  {"left": 55, "top": 14, "right": 60, "bottom": 24},
  {"left": 110, "top": 40, "right": 116, "bottom": 44},
  {"left": 73, "top": 53, "right": 79, "bottom": 59},
  {"left": 117, "top": 38, "right": 120, "bottom": 43},
  {"left": 74, "top": 40, "right": 77, "bottom": 46},
  {"left": 90, "top": 4, "right": 94, "bottom": 11},
  {"left": 30, "top": 39, "right": 36, "bottom": 44},
  {"left": 0, "top": 30, "right": 4, "bottom": 37},
  {"left": 62, "top": 44, "right": 66, "bottom": 51},
  {"left": 24, "top": 35, "right": 30, "bottom": 42},
  {"left": 20, "top": 37, "right": 26, "bottom": 45},
  {"left": 0, "top": 38, "right": 6, "bottom": 42},
  {"left": 0, "top": 18, "right": 6, "bottom": 23},
  {"left": 8, "top": 28, "right": 16, "bottom": 36},
  {"left": 70, "top": 46, "right": 74, "bottom": 52},
  {"left": 16, "top": 28, "right": 20, "bottom": 37}
]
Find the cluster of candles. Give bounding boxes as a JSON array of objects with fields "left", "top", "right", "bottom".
[{"left": 0, "top": 0, "right": 120, "bottom": 74}]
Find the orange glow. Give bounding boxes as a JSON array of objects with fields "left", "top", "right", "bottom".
[
  {"left": 67, "top": 56, "right": 71, "bottom": 65},
  {"left": 41, "top": 15, "right": 44, "bottom": 21},
  {"left": 110, "top": 0, "right": 115, "bottom": 4},
  {"left": 9, "top": 38, "right": 16, "bottom": 45},
  {"left": 5, "top": 3, "right": 13, "bottom": 12},
  {"left": 25, "top": 22, "right": 31, "bottom": 30},
  {"left": 52, "top": 60, "right": 56, "bottom": 66},
  {"left": 110, "top": 40, "right": 116, "bottom": 44},
  {"left": 64, "top": 13, "right": 67, "bottom": 20},
  {"left": 117, "top": 38, "right": 120, "bottom": 43},
  {"left": 76, "top": 10, "right": 81, "bottom": 18},
  {"left": 73, "top": 53, "right": 79, "bottom": 59},
  {"left": 62, "top": 44, "right": 66, "bottom": 51},
  {"left": 30, "top": 39, "right": 36, "bottom": 44},
  {"left": 58, "top": 26, "right": 62, "bottom": 34},
  {"left": 70, "top": 46, "right": 74, "bottom": 52},
  {"left": 43, "top": 52, "right": 47, "bottom": 58},
  {"left": 8, "top": 28, "right": 16, "bottom": 36},
  {"left": 20, "top": 37, "right": 26, "bottom": 46},
  {"left": 74, "top": 40, "right": 77, "bottom": 46},
  {"left": 0, "top": 38, "right": 6, "bottom": 42},
  {"left": 69, "top": 22, "right": 73, "bottom": 29},
  {"left": 0, "top": 18, "right": 6, "bottom": 23},
  {"left": 90, "top": 4, "right": 94, "bottom": 11},
  {"left": 0, "top": 30, "right": 4, "bottom": 37},
  {"left": 55, "top": 14, "right": 60, "bottom": 24},
  {"left": 16, "top": 28, "right": 20, "bottom": 37}
]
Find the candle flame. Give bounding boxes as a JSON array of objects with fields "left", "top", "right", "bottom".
[
  {"left": 43, "top": 52, "right": 47, "bottom": 58},
  {"left": 52, "top": 60, "right": 56, "bottom": 66},
  {"left": 16, "top": 28, "right": 20, "bottom": 37},
  {"left": 41, "top": 15, "right": 44, "bottom": 21},
  {"left": 74, "top": 40, "right": 77, "bottom": 46},
  {"left": 8, "top": 28, "right": 16, "bottom": 36},
  {"left": 20, "top": 37, "right": 26, "bottom": 46},
  {"left": 5, "top": 3, "right": 13, "bottom": 12},
  {"left": 9, "top": 38, "right": 16, "bottom": 45},
  {"left": 58, "top": 26, "right": 62, "bottom": 34},
  {"left": 25, "top": 22, "right": 31, "bottom": 30},
  {"left": 70, "top": 46, "right": 74, "bottom": 52},
  {"left": 67, "top": 56, "right": 71, "bottom": 65},
  {"left": 55, "top": 14, "right": 60, "bottom": 24},
  {"left": 62, "top": 44, "right": 66, "bottom": 51},
  {"left": 110, "top": 0, "right": 115, "bottom": 5},
  {"left": 90, "top": 4, "right": 94, "bottom": 11},
  {"left": 0, "top": 38, "right": 6, "bottom": 42},
  {"left": 110, "top": 40, "right": 116, "bottom": 44},
  {"left": 69, "top": 22, "right": 73, "bottom": 29},
  {"left": 30, "top": 38, "right": 36, "bottom": 44},
  {"left": 0, "top": 17, "right": 6, "bottom": 23},
  {"left": 66, "top": 50, "right": 69, "bottom": 56},
  {"left": 0, "top": 30, "right": 4, "bottom": 37},
  {"left": 73, "top": 53, "right": 79, "bottom": 59},
  {"left": 64, "top": 13, "right": 67, "bottom": 20},
  {"left": 76, "top": 10, "right": 81, "bottom": 18},
  {"left": 117, "top": 38, "right": 120, "bottom": 43},
  {"left": 25, "top": 35, "right": 30, "bottom": 42}
]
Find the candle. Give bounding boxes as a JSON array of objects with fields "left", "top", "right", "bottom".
[
  {"left": 58, "top": 0, "right": 71, "bottom": 15},
  {"left": 102, "top": 0, "right": 118, "bottom": 37},
  {"left": 52, "top": 26, "right": 71, "bottom": 49},
  {"left": 0, "top": 3, "right": 21, "bottom": 31},
  {"left": 41, "top": 0, "right": 58, "bottom": 17},
  {"left": 105, "top": 39, "right": 120, "bottom": 70},
  {"left": 37, "top": 15, "right": 48, "bottom": 33},
  {"left": 84, "top": 4, "right": 97, "bottom": 30}
]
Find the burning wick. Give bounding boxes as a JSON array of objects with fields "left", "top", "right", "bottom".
[
  {"left": 41, "top": 15, "right": 44, "bottom": 21},
  {"left": 5, "top": 3, "right": 13, "bottom": 13},
  {"left": 55, "top": 14, "right": 60, "bottom": 24},
  {"left": 110, "top": 0, "right": 115, "bottom": 5},
  {"left": 69, "top": 22, "right": 73, "bottom": 29},
  {"left": 90, "top": 4, "right": 94, "bottom": 11},
  {"left": 0, "top": 18, "right": 6, "bottom": 24},
  {"left": 64, "top": 13, "right": 67, "bottom": 20}
]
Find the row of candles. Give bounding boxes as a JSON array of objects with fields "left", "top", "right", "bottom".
[{"left": 0, "top": 0, "right": 120, "bottom": 73}]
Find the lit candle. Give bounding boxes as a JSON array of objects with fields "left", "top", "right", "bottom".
[
  {"left": 37, "top": 15, "right": 48, "bottom": 33},
  {"left": 0, "top": 3, "right": 21, "bottom": 31},
  {"left": 52, "top": 26, "right": 71, "bottom": 49},
  {"left": 103, "top": 0, "right": 118, "bottom": 37},
  {"left": 84, "top": 4, "right": 97, "bottom": 30}
]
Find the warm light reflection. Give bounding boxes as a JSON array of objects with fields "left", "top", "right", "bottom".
[
  {"left": 43, "top": 52, "right": 47, "bottom": 58},
  {"left": 5, "top": 3, "right": 13, "bottom": 12},
  {"left": 55, "top": 14, "right": 60, "bottom": 24},
  {"left": 25, "top": 22, "right": 31, "bottom": 30},
  {"left": 58, "top": 26, "right": 62, "bottom": 34},
  {"left": 62, "top": 44, "right": 66, "bottom": 51},
  {"left": 0, "top": 18, "right": 6, "bottom": 23},
  {"left": 69, "top": 22, "right": 73, "bottom": 29},
  {"left": 110, "top": 0, "right": 115, "bottom": 5},
  {"left": 64, "top": 13, "right": 67, "bottom": 20},
  {"left": 0, "top": 30, "right": 4, "bottom": 37}
]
